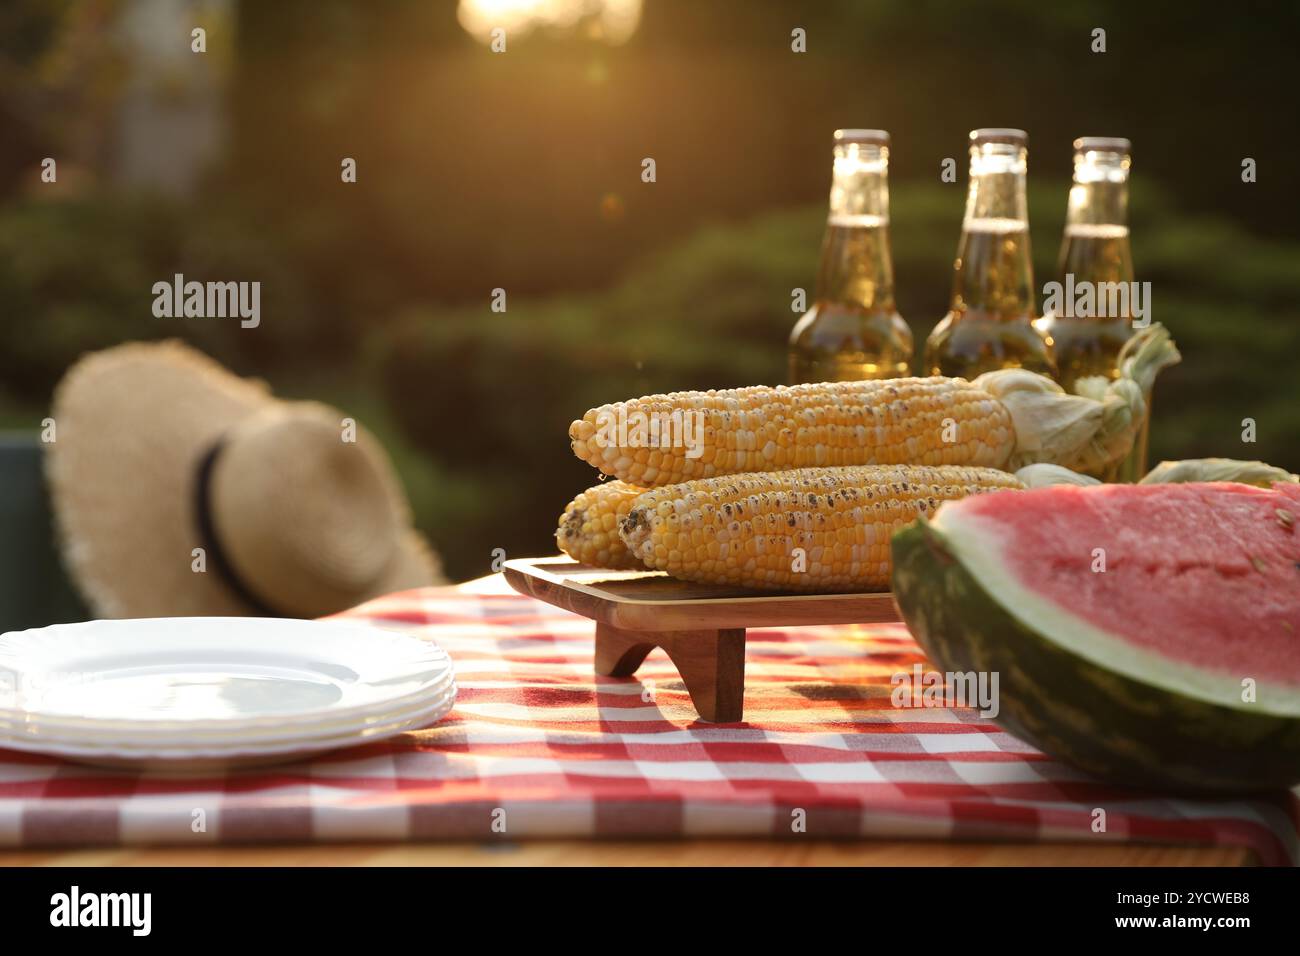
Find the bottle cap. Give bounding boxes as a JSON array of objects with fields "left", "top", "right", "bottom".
[
  {"left": 970, "top": 128, "right": 1027, "bottom": 146},
  {"left": 1073, "top": 136, "right": 1131, "bottom": 153},
  {"left": 834, "top": 129, "right": 890, "bottom": 146}
]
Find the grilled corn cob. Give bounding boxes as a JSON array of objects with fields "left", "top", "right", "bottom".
[
  {"left": 571, "top": 324, "right": 1180, "bottom": 486},
  {"left": 619, "top": 465, "right": 1022, "bottom": 592},
  {"left": 571, "top": 379, "right": 1013, "bottom": 486},
  {"left": 556, "top": 480, "right": 645, "bottom": 569}
]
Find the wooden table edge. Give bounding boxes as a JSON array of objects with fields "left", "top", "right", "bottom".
[{"left": 0, "top": 839, "right": 1256, "bottom": 868}]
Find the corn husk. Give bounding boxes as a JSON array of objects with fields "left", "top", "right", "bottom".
[
  {"left": 1140, "top": 458, "right": 1298, "bottom": 487},
  {"left": 975, "top": 323, "right": 1180, "bottom": 474},
  {"left": 1013, "top": 463, "right": 1103, "bottom": 488}
]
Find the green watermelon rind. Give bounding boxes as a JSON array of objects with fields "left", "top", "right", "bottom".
[{"left": 890, "top": 516, "right": 1300, "bottom": 794}]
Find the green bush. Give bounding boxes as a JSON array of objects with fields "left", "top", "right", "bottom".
[
  {"left": 0, "top": 195, "right": 311, "bottom": 398},
  {"left": 376, "top": 181, "right": 1300, "bottom": 579},
  {"left": 4, "top": 183, "right": 1294, "bottom": 583}
]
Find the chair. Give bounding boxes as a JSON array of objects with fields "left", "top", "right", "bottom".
[{"left": 0, "top": 434, "right": 89, "bottom": 631}]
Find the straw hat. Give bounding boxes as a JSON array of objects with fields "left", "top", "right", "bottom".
[{"left": 45, "top": 341, "right": 443, "bottom": 619}]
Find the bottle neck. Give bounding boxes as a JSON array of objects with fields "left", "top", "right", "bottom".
[
  {"left": 817, "top": 143, "right": 895, "bottom": 310},
  {"left": 951, "top": 143, "right": 1035, "bottom": 320},
  {"left": 1066, "top": 149, "right": 1130, "bottom": 227},
  {"left": 962, "top": 142, "right": 1029, "bottom": 224},
  {"left": 1058, "top": 149, "right": 1133, "bottom": 288}
]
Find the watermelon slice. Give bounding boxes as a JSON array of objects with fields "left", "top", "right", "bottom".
[{"left": 891, "top": 481, "right": 1300, "bottom": 793}]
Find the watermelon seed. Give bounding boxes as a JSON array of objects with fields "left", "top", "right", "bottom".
[
  {"left": 1251, "top": 556, "right": 1267, "bottom": 573},
  {"left": 1277, "top": 508, "right": 1295, "bottom": 530}
]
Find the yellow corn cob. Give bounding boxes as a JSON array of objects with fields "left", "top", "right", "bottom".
[
  {"left": 570, "top": 378, "right": 1015, "bottom": 486},
  {"left": 570, "top": 325, "right": 1180, "bottom": 485},
  {"left": 556, "top": 480, "right": 646, "bottom": 569},
  {"left": 619, "top": 465, "right": 1022, "bottom": 592}
]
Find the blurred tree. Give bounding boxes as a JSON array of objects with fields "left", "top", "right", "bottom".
[
  {"left": 0, "top": 0, "right": 127, "bottom": 196},
  {"left": 2, "top": 0, "right": 1298, "bottom": 580}
]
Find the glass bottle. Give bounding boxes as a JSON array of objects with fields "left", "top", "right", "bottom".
[
  {"left": 1034, "top": 137, "right": 1136, "bottom": 393},
  {"left": 788, "top": 129, "right": 912, "bottom": 383},
  {"left": 923, "top": 128, "right": 1055, "bottom": 379}
]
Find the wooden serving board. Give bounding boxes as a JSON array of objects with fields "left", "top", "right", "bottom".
[{"left": 503, "top": 556, "right": 901, "bottom": 723}]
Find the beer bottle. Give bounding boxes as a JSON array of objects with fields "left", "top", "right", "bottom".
[
  {"left": 1034, "top": 137, "right": 1136, "bottom": 393},
  {"left": 923, "top": 128, "right": 1055, "bottom": 379},
  {"left": 789, "top": 129, "right": 912, "bottom": 383}
]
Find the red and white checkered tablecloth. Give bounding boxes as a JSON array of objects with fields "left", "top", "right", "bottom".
[{"left": 1, "top": 575, "right": 1297, "bottom": 864}]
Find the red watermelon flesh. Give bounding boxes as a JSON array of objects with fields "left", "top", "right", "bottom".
[{"left": 940, "top": 481, "right": 1300, "bottom": 689}]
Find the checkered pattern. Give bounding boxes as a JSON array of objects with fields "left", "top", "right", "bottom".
[{"left": 1, "top": 575, "right": 1297, "bottom": 864}]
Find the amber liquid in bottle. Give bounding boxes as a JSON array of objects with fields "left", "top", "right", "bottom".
[
  {"left": 1035, "top": 140, "right": 1136, "bottom": 392},
  {"left": 789, "top": 130, "right": 912, "bottom": 383},
  {"left": 923, "top": 129, "right": 1054, "bottom": 379},
  {"left": 1039, "top": 224, "right": 1135, "bottom": 389}
]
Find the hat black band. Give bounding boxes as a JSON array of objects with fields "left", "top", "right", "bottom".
[{"left": 194, "top": 441, "right": 286, "bottom": 618}]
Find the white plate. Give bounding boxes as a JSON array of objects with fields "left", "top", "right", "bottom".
[
  {"left": 0, "top": 667, "right": 456, "bottom": 745},
  {"left": 0, "top": 617, "right": 454, "bottom": 730},
  {"left": 0, "top": 684, "right": 456, "bottom": 772},
  {"left": 0, "top": 682, "right": 456, "bottom": 758}
]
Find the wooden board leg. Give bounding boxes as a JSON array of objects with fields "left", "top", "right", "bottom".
[
  {"left": 592, "top": 624, "right": 747, "bottom": 723},
  {"left": 657, "top": 628, "right": 746, "bottom": 723},
  {"left": 593, "top": 623, "right": 657, "bottom": 677}
]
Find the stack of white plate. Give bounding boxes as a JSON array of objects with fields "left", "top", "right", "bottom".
[{"left": 0, "top": 617, "right": 456, "bottom": 771}]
